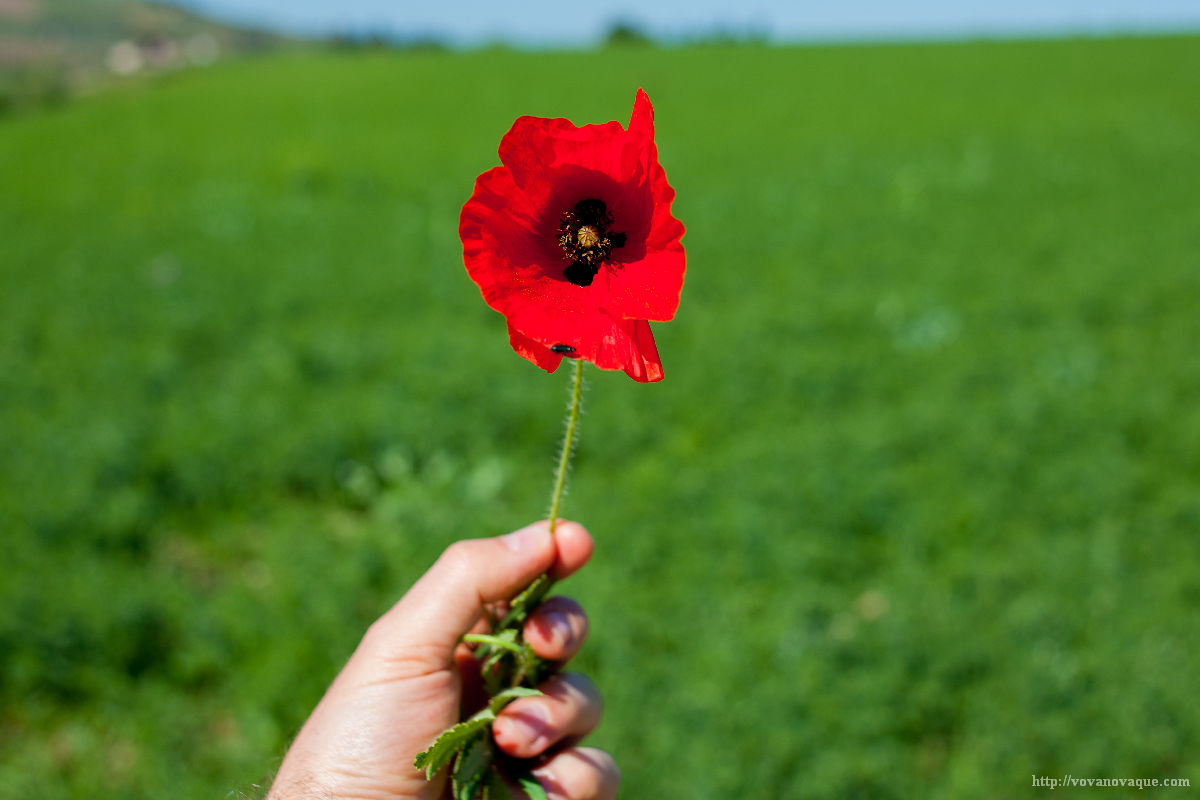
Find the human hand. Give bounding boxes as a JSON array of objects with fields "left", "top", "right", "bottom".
[{"left": 267, "top": 520, "right": 618, "bottom": 800}]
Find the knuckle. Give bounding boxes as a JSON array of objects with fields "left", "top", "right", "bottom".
[
  {"left": 545, "top": 673, "right": 603, "bottom": 732},
  {"left": 438, "top": 540, "right": 477, "bottom": 576},
  {"left": 560, "top": 671, "right": 602, "bottom": 705},
  {"left": 526, "top": 597, "right": 589, "bottom": 655},
  {"left": 538, "top": 594, "right": 583, "bottom": 616},
  {"left": 547, "top": 748, "right": 619, "bottom": 800},
  {"left": 585, "top": 749, "right": 621, "bottom": 799},
  {"left": 557, "top": 519, "right": 589, "bottom": 540}
]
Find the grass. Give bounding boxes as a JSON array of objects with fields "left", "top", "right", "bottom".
[{"left": 2, "top": 34, "right": 1199, "bottom": 799}]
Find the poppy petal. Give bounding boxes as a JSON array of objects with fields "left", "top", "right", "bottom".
[
  {"left": 599, "top": 318, "right": 663, "bottom": 383},
  {"left": 604, "top": 163, "right": 686, "bottom": 322},
  {"left": 502, "top": 113, "right": 655, "bottom": 191},
  {"left": 507, "top": 323, "right": 565, "bottom": 374}
]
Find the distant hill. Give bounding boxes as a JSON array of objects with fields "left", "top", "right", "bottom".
[{"left": 0, "top": 0, "right": 286, "bottom": 112}]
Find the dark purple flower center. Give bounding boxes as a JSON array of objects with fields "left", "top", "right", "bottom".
[{"left": 557, "top": 198, "right": 627, "bottom": 287}]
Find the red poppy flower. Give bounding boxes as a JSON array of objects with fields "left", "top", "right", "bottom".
[{"left": 460, "top": 89, "right": 685, "bottom": 382}]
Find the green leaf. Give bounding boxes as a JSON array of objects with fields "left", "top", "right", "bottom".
[
  {"left": 481, "top": 644, "right": 510, "bottom": 675},
  {"left": 451, "top": 735, "right": 493, "bottom": 800},
  {"left": 487, "top": 686, "right": 542, "bottom": 714},
  {"left": 511, "top": 641, "right": 552, "bottom": 687},
  {"left": 524, "top": 652, "right": 553, "bottom": 686},
  {"left": 512, "top": 768, "right": 548, "bottom": 800},
  {"left": 413, "top": 709, "right": 496, "bottom": 779},
  {"left": 484, "top": 770, "right": 516, "bottom": 800},
  {"left": 482, "top": 659, "right": 506, "bottom": 698}
]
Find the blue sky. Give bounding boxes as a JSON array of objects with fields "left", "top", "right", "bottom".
[{"left": 176, "top": 0, "right": 1200, "bottom": 46}]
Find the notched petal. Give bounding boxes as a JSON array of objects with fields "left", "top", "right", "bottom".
[
  {"left": 508, "top": 324, "right": 565, "bottom": 374},
  {"left": 628, "top": 88, "right": 655, "bottom": 142}
]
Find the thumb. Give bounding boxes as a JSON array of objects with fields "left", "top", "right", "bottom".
[{"left": 362, "top": 522, "right": 558, "bottom": 666}]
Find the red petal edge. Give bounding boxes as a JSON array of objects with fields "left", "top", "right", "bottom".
[{"left": 507, "top": 323, "right": 565, "bottom": 374}]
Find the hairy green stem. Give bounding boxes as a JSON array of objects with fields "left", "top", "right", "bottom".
[{"left": 547, "top": 358, "right": 584, "bottom": 536}]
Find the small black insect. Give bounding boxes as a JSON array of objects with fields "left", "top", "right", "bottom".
[{"left": 551, "top": 344, "right": 576, "bottom": 355}]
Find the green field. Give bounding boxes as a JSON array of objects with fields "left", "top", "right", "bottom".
[{"left": 2, "top": 35, "right": 1199, "bottom": 799}]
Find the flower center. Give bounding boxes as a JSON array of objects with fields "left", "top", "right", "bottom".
[
  {"left": 576, "top": 225, "right": 600, "bottom": 249},
  {"left": 557, "top": 198, "right": 627, "bottom": 287}
]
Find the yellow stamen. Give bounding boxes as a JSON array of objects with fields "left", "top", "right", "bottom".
[{"left": 576, "top": 225, "right": 600, "bottom": 248}]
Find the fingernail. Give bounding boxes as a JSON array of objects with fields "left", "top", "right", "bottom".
[
  {"left": 542, "top": 610, "right": 575, "bottom": 649},
  {"left": 497, "top": 705, "right": 551, "bottom": 753},
  {"left": 500, "top": 523, "right": 547, "bottom": 553}
]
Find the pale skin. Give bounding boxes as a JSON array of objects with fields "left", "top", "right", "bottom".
[{"left": 267, "top": 521, "right": 619, "bottom": 800}]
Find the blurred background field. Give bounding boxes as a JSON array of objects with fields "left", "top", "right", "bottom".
[{"left": 2, "top": 6, "right": 1200, "bottom": 797}]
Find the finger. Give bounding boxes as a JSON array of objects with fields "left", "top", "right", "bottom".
[
  {"left": 493, "top": 673, "right": 602, "bottom": 759},
  {"left": 530, "top": 747, "right": 620, "bottom": 800},
  {"left": 453, "top": 613, "right": 498, "bottom": 708},
  {"left": 523, "top": 596, "right": 588, "bottom": 663},
  {"left": 364, "top": 522, "right": 558, "bottom": 662},
  {"left": 548, "top": 520, "right": 593, "bottom": 581}
]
